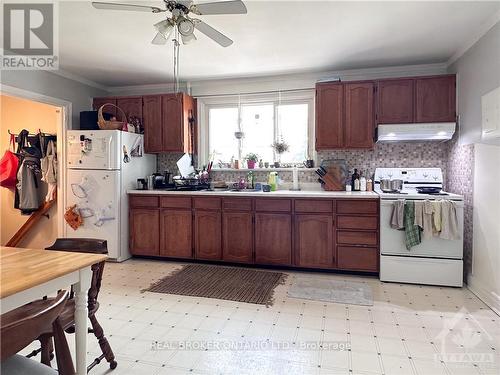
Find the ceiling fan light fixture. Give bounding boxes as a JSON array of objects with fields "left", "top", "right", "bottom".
[
  {"left": 154, "top": 19, "right": 174, "bottom": 38},
  {"left": 181, "top": 32, "right": 197, "bottom": 45},
  {"left": 177, "top": 17, "right": 195, "bottom": 36},
  {"left": 151, "top": 32, "right": 168, "bottom": 45}
]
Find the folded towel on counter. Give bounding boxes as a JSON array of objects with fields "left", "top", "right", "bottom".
[
  {"left": 414, "top": 200, "right": 435, "bottom": 240},
  {"left": 391, "top": 199, "right": 405, "bottom": 229},
  {"left": 440, "top": 200, "right": 461, "bottom": 240},
  {"left": 404, "top": 201, "right": 421, "bottom": 250}
]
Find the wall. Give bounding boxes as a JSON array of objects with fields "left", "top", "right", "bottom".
[
  {"left": 158, "top": 142, "right": 449, "bottom": 184},
  {"left": 448, "top": 22, "right": 500, "bottom": 145},
  {"left": 446, "top": 21, "right": 500, "bottom": 304},
  {"left": 1, "top": 70, "right": 108, "bottom": 128},
  {"left": 470, "top": 143, "right": 500, "bottom": 314},
  {"left": 0, "top": 95, "right": 59, "bottom": 248}
]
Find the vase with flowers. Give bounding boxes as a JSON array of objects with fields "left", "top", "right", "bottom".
[
  {"left": 271, "top": 138, "right": 289, "bottom": 167},
  {"left": 245, "top": 153, "right": 259, "bottom": 169}
]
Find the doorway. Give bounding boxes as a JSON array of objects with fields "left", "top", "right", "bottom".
[{"left": 0, "top": 92, "right": 67, "bottom": 248}]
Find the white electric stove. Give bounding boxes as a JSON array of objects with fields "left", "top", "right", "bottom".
[{"left": 374, "top": 168, "right": 464, "bottom": 287}]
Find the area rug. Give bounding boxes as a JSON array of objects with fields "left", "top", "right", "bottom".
[
  {"left": 287, "top": 276, "right": 373, "bottom": 306},
  {"left": 144, "top": 264, "right": 287, "bottom": 306}
]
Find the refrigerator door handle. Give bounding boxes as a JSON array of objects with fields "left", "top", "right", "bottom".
[{"left": 107, "top": 136, "right": 113, "bottom": 169}]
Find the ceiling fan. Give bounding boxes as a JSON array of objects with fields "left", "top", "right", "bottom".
[{"left": 92, "top": 0, "right": 247, "bottom": 47}]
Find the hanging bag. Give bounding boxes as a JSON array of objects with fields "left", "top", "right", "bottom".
[{"left": 0, "top": 134, "right": 20, "bottom": 190}]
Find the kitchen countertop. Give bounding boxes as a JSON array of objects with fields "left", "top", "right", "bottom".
[{"left": 127, "top": 189, "right": 379, "bottom": 199}]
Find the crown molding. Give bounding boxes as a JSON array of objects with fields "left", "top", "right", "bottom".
[
  {"left": 50, "top": 68, "right": 109, "bottom": 91},
  {"left": 447, "top": 10, "right": 500, "bottom": 67},
  {"left": 107, "top": 82, "right": 188, "bottom": 95}
]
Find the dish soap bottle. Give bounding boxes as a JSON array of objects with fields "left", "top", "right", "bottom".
[{"left": 268, "top": 172, "right": 278, "bottom": 191}]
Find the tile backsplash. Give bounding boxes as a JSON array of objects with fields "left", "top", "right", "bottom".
[{"left": 157, "top": 142, "right": 449, "bottom": 184}]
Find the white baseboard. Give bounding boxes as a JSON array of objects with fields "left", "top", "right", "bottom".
[{"left": 467, "top": 275, "right": 500, "bottom": 316}]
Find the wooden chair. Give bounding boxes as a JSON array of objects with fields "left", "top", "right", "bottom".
[
  {"left": 27, "top": 238, "right": 117, "bottom": 372},
  {"left": 1, "top": 290, "right": 74, "bottom": 375}
]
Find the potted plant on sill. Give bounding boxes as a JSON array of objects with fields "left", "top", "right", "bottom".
[
  {"left": 245, "top": 153, "right": 259, "bottom": 169},
  {"left": 271, "top": 138, "right": 289, "bottom": 168}
]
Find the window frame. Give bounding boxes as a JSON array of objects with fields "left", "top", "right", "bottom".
[{"left": 197, "top": 89, "right": 316, "bottom": 168}]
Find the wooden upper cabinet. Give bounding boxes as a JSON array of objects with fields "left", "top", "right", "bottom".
[
  {"left": 415, "top": 75, "right": 456, "bottom": 123},
  {"left": 116, "top": 96, "right": 142, "bottom": 123},
  {"left": 344, "top": 82, "right": 374, "bottom": 148},
  {"left": 162, "top": 94, "right": 184, "bottom": 152},
  {"left": 254, "top": 213, "right": 292, "bottom": 266},
  {"left": 295, "top": 214, "right": 334, "bottom": 268},
  {"left": 194, "top": 210, "right": 222, "bottom": 260},
  {"left": 92, "top": 97, "right": 117, "bottom": 117},
  {"left": 142, "top": 95, "right": 163, "bottom": 153},
  {"left": 315, "top": 83, "right": 343, "bottom": 150},
  {"left": 377, "top": 79, "right": 414, "bottom": 124}
]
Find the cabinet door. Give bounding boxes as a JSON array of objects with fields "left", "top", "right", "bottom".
[
  {"left": 377, "top": 79, "right": 414, "bottom": 124},
  {"left": 116, "top": 96, "right": 142, "bottom": 123},
  {"left": 194, "top": 210, "right": 222, "bottom": 260},
  {"left": 162, "top": 94, "right": 184, "bottom": 152},
  {"left": 295, "top": 214, "right": 334, "bottom": 268},
  {"left": 315, "top": 83, "right": 343, "bottom": 149},
  {"left": 143, "top": 95, "right": 163, "bottom": 153},
  {"left": 92, "top": 97, "right": 117, "bottom": 117},
  {"left": 222, "top": 212, "right": 253, "bottom": 263},
  {"left": 345, "top": 82, "right": 374, "bottom": 148},
  {"left": 415, "top": 76, "right": 456, "bottom": 123},
  {"left": 160, "top": 209, "right": 192, "bottom": 258},
  {"left": 255, "top": 213, "right": 292, "bottom": 265},
  {"left": 129, "top": 209, "right": 159, "bottom": 256}
]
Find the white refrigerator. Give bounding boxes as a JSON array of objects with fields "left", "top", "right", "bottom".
[{"left": 65, "top": 130, "right": 156, "bottom": 261}]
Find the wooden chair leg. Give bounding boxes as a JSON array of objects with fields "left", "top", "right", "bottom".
[
  {"left": 39, "top": 334, "right": 53, "bottom": 367},
  {"left": 89, "top": 314, "right": 117, "bottom": 369}
]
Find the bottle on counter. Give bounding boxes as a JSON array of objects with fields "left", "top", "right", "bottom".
[
  {"left": 268, "top": 172, "right": 278, "bottom": 191},
  {"left": 360, "top": 171, "right": 367, "bottom": 192},
  {"left": 351, "top": 168, "right": 360, "bottom": 191},
  {"left": 354, "top": 177, "right": 360, "bottom": 191},
  {"left": 367, "top": 178, "right": 373, "bottom": 192}
]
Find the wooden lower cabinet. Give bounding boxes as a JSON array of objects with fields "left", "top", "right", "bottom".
[
  {"left": 337, "top": 246, "right": 378, "bottom": 272},
  {"left": 295, "top": 214, "right": 335, "bottom": 268},
  {"left": 160, "top": 209, "right": 192, "bottom": 258},
  {"left": 194, "top": 210, "right": 222, "bottom": 260},
  {"left": 129, "top": 209, "right": 159, "bottom": 256},
  {"left": 255, "top": 213, "right": 292, "bottom": 265},
  {"left": 222, "top": 212, "right": 253, "bottom": 263}
]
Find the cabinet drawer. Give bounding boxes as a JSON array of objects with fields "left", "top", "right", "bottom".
[
  {"left": 337, "top": 216, "right": 378, "bottom": 230},
  {"left": 294, "top": 199, "right": 333, "bottom": 213},
  {"left": 194, "top": 197, "right": 221, "bottom": 210},
  {"left": 129, "top": 195, "right": 159, "bottom": 208},
  {"left": 255, "top": 199, "right": 291, "bottom": 212},
  {"left": 222, "top": 198, "right": 252, "bottom": 211},
  {"left": 336, "top": 200, "right": 378, "bottom": 215},
  {"left": 337, "top": 231, "right": 378, "bottom": 246},
  {"left": 160, "top": 196, "right": 191, "bottom": 209},
  {"left": 337, "top": 246, "right": 378, "bottom": 271}
]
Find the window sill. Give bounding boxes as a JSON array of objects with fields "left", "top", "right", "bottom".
[{"left": 210, "top": 168, "right": 317, "bottom": 172}]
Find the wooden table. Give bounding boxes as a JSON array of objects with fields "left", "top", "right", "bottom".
[{"left": 0, "top": 246, "right": 107, "bottom": 375}]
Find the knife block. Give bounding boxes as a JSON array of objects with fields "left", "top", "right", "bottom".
[{"left": 320, "top": 166, "right": 344, "bottom": 191}]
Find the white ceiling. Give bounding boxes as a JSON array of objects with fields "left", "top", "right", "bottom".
[{"left": 59, "top": 1, "right": 500, "bottom": 87}]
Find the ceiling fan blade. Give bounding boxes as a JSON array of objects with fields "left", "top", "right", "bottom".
[
  {"left": 92, "top": 1, "right": 163, "bottom": 13},
  {"left": 194, "top": 20, "right": 233, "bottom": 47},
  {"left": 191, "top": 0, "right": 247, "bottom": 15},
  {"left": 151, "top": 32, "right": 168, "bottom": 45}
]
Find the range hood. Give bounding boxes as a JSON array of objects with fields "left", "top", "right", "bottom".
[{"left": 377, "top": 123, "right": 456, "bottom": 142}]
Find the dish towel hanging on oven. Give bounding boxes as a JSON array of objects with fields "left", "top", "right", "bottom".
[
  {"left": 414, "top": 200, "right": 435, "bottom": 240},
  {"left": 390, "top": 199, "right": 405, "bottom": 229},
  {"left": 440, "top": 200, "right": 460, "bottom": 240},
  {"left": 404, "top": 201, "right": 421, "bottom": 250}
]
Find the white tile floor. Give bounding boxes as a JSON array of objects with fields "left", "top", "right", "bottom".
[{"left": 28, "top": 259, "right": 500, "bottom": 374}]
